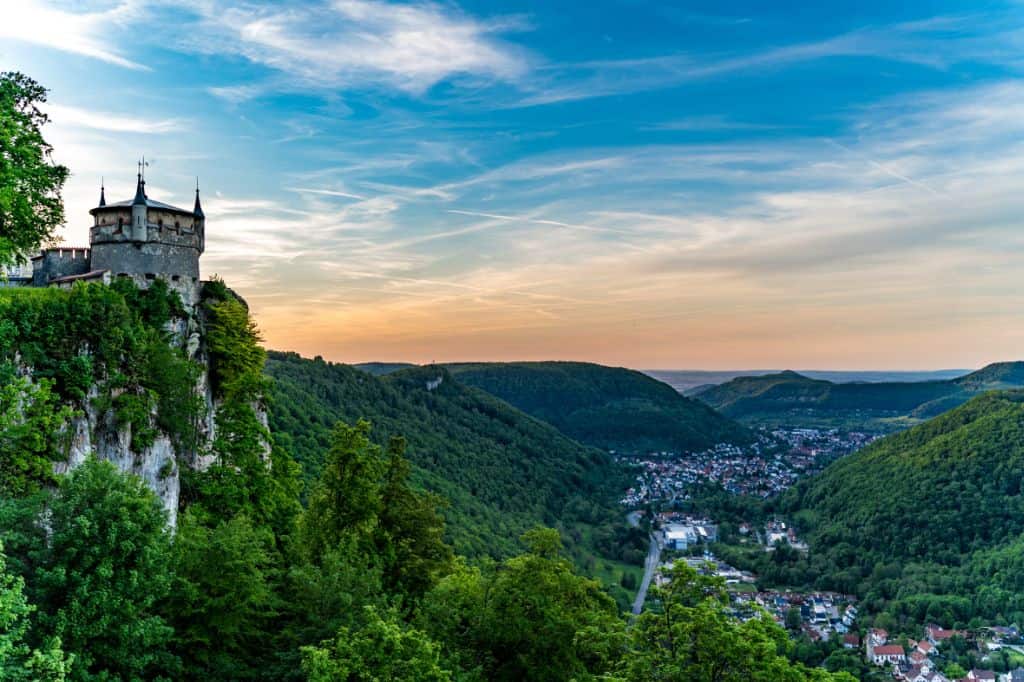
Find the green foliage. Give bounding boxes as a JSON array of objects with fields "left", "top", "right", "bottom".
[
  {"left": 420, "top": 528, "right": 627, "bottom": 681},
  {"left": 445, "top": 361, "right": 752, "bottom": 453},
  {"left": 266, "top": 352, "right": 628, "bottom": 560},
  {"left": 0, "top": 281, "right": 202, "bottom": 453},
  {"left": 621, "top": 564, "right": 853, "bottom": 682},
  {"left": 302, "top": 420, "right": 385, "bottom": 559},
  {"left": 302, "top": 606, "right": 452, "bottom": 682},
  {"left": 741, "top": 390, "right": 1024, "bottom": 632},
  {"left": 0, "top": 376, "right": 73, "bottom": 495},
  {"left": 0, "top": 542, "right": 72, "bottom": 682},
  {"left": 0, "top": 72, "right": 68, "bottom": 267},
  {"left": 204, "top": 295, "right": 266, "bottom": 398},
  {"left": 165, "top": 511, "right": 277, "bottom": 681},
  {"left": 31, "top": 457, "right": 175, "bottom": 681},
  {"left": 301, "top": 420, "right": 453, "bottom": 600}
]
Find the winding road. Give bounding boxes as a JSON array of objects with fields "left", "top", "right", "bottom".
[{"left": 631, "top": 531, "right": 661, "bottom": 616}]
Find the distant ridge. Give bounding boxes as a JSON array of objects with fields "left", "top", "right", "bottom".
[
  {"left": 444, "top": 361, "right": 752, "bottom": 453},
  {"left": 645, "top": 368, "right": 972, "bottom": 394},
  {"left": 692, "top": 361, "right": 1024, "bottom": 431}
]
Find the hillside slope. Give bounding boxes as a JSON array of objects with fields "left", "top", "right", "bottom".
[
  {"left": 694, "top": 362, "right": 1024, "bottom": 431},
  {"left": 265, "top": 352, "right": 626, "bottom": 559},
  {"left": 774, "top": 391, "right": 1024, "bottom": 626},
  {"left": 444, "top": 361, "right": 751, "bottom": 453}
]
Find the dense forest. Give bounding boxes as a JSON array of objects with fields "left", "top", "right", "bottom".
[
  {"left": 693, "top": 363, "right": 1024, "bottom": 431},
  {"left": 265, "top": 351, "right": 641, "bottom": 565},
  {"left": 444, "top": 361, "right": 752, "bottom": 453},
  {"left": 715, "top": 390, "right": 1024, "bottom": 634},
  {"left": 0, "top": 279, "right": 854, "bottom": 682}
]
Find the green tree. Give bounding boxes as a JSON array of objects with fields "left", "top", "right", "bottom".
[
  {"left": 422, "top": 527, "right": 626, "bottom": 681},
  {"left": 165, "top": 511, "right": 277, "bottom": 680},
  {"left": 376, "top": 436, "right": 453, "bottom": 600},
  {"left": 621, "top": 564, "right": 854, "bottom": 682},
  {"left": 0, "top": 541, "right": 71, "bottom": 682},
  {"left": 0, "top": 72, "right": 68, "bottom": 267},
  {"left": 32, "top": 457, "right": 175, "bottom": 680},
  {"left": 301, "top": 420, "right": 385, "bottom": 561},
  {"left": 0, "top": 376, "right": 73, "bottom": 496},
  {"left": 302, "top": 606, "right": 451, "bottom": 682}
]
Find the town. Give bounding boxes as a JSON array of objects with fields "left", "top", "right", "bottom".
[{"left": 619, "top": 427, "right": 879, "bottom": 505}]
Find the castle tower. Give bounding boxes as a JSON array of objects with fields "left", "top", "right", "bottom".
[
  {"left": 88, "top": 167, "right": 206, "bottom": 298},
  {"left": 131, "top": 172, "right": 148, "bottom": 241}
]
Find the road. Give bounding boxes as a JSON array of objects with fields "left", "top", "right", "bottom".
[{"left": 631, "top": 531, "right": 661, "bottom": 616}]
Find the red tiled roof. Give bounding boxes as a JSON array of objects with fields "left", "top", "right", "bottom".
[{"left": 873, "top": 645, "right": 904, "bottom": 656}]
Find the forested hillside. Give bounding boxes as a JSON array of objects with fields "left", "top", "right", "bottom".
[
  {"left": 694, "top": 362, "right": 1024, "bottom": 431},
  {"left": 729, "top": 391, "right": 1024, "bottom": 632},
  {"left": 443, "top": 361, "right": 751, "bottom": 453},
  {"left": 266, "top": 352, "right": 630, "bottom": 560}
]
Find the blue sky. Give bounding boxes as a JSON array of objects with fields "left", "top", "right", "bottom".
[{"left": 2, "top": 0, "right": 1023, "bottom": 369}]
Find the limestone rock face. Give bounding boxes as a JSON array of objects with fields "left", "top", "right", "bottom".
[
  {"left": 55, "top": 393, "right": 185, "bottom": 526},
  {"left": 48, "top": 291, "right": 260, "bottom": 528}
]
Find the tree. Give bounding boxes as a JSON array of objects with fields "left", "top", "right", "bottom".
[
  {"left": 0, "top": 542, "right": 71, "bottom": 682},
  {"left": 301, "top": 420, "right": 385, "bottom": 561},
  {"left": 32, "top": 457, "right": 175, "bottom": 680},
  {"left": 165, "top": 511, "right": 277, "bottom": 680},
  {"left": 0, "top": 376, "right": 73, "bottom": 496},
  {"left": 0, "top": 72, "right": 68, "bottom": 267},
  {"left": 422, "top": 527, "right": 626, "bottom": 681},
  {"left": 302, "top": 606, "right": 451, "bottom": 682},
  {"left": 785, "top": 606, "right": 803, "bottom": 632},
  {"left": 376, "top": 436, "right": 453, "bottom": 600},
  {"left": 621, "top": 564, "right": 855, "bottom": 682}
]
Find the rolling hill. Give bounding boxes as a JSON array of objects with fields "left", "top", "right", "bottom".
[
  {"left": 264, "top": 352, "right": 628, "bottom": 559},
  {"left": 692, "top": 361, "right": 1024, "bottom": 431},
  {"left": 443, "top": 361, "right": 752, "bottom": 453},
  {"left": 771, "top": 390, "right": 1024, "bottom": 627}
]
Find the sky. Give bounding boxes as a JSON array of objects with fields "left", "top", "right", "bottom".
[{"left": 2, "top": 0, "right": 1023, "bottom": 370}]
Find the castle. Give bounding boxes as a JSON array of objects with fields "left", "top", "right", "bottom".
[{"left": 8, "top": 168, "right": 206, "bottom": 301}]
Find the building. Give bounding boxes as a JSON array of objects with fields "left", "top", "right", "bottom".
[
  {"left": 21, "top": 168, "right": 205, "bottom": 302},
  {"left": 870, "top": 644, "right": 906, "bottom": 666}
]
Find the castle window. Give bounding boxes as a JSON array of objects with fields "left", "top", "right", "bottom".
[
  {"left": 157, "top": 219, "right": 163, "bottom": 229},
  {"left": 117, "top": 217, "right": 124, "bottom": 229},
  {"left": 145, "top": 273, "right": 156, "bottom": 280},
  {"left": 174, "top": 221, "right": 180, "bottom": 230},
  {"left": 171, "top": 275, "right": 181, "bottom": 282}
]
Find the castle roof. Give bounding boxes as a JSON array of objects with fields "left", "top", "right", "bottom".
[{"left": 90, "top": 197, "right": 194, "bottom": 216}]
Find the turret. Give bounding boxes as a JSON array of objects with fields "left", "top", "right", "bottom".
[
  {"left": 193, "top": 180, "right": 205, "bottom": 252},
  {"left": 131, "top": 172, "right": 147, "bottom": 242},
  {"left": 98, "top": 179, "right": 106, "bottom": 207}
]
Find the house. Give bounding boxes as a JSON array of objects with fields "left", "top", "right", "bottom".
[
  {"left": 871, "top": 644, "right": 906, "bottom": 666},
  {"left": 916, "top": 640, "right": 935, "bottom": 656},
  {"left": 902, "top": 664, "right": 949, "bottom": 682},
  {"left": 843, "top": 634, "right": 860, "bottom": 649},
  {"left": 965, "top": 670, "right": 996, "bottom": 682},
  {"left": 926, "top": 624, "right": 959, "bottom": 646}
]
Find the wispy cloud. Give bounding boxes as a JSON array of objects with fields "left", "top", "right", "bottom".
[
  {"left": 0, "top": 0, "right": 148, "bottom": 70},
  {"left": 43, "top": 103, "right": 185, "bottom": 134},
  {"left": 509, "top": 14, "right": 1023, "bottom": 107},
  {"left": 181, "top": 0, "right": 531, "bottom": 94}
]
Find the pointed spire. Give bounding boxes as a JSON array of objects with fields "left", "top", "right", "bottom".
[
  {"left": 193, "top": 177, "right": 204, "bottom": 218},
  {"left": 98, "top": 177, "right": 106, "bottom": 207},
  {"left": 133, "top": 161, "right": 147, "bottom": 206}
]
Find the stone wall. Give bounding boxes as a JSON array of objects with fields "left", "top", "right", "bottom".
[{"left": 31, "top": 248, "right": 92, "bottom": 286}]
